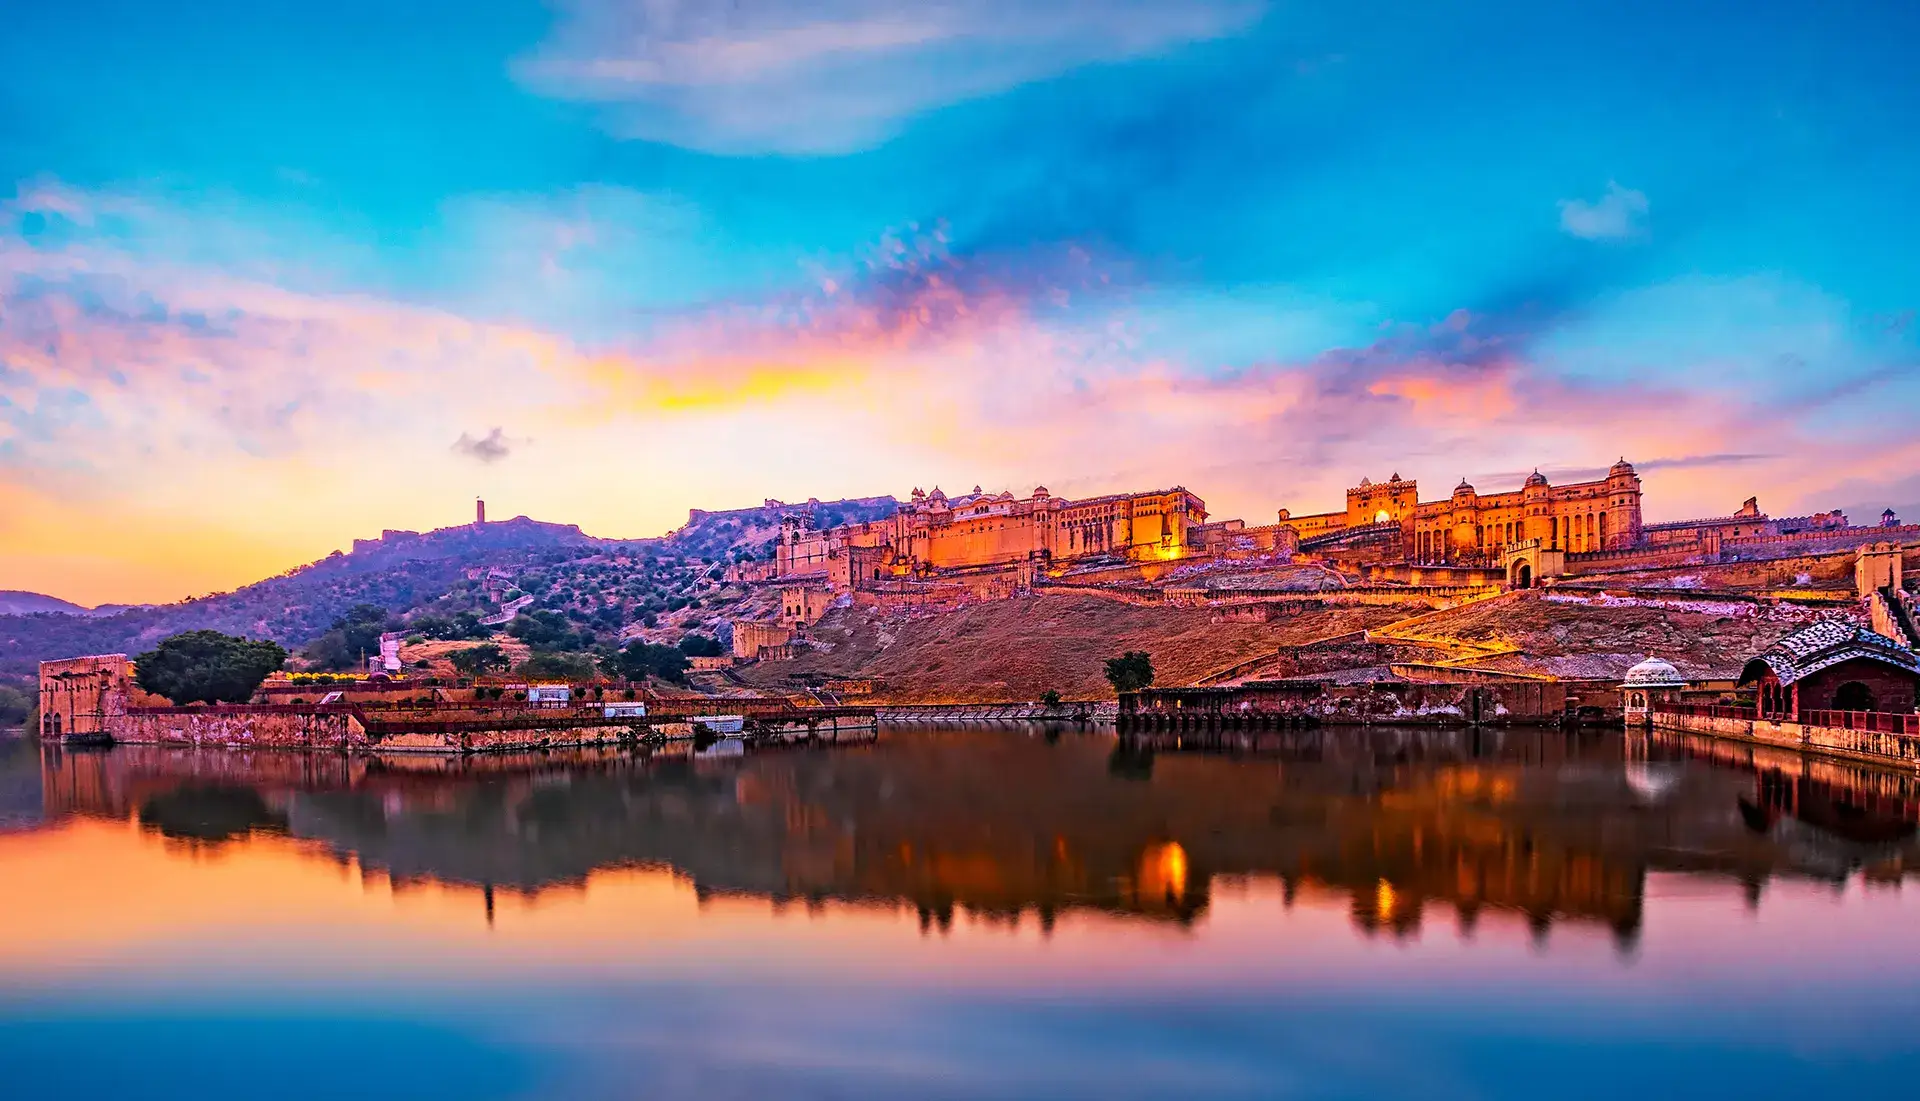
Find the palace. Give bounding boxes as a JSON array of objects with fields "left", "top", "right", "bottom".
[
  {"left": 775, "top": 484, "right": 1207, "bottom": 583},
  {"left": 1277, "top": 461, "right": 1646, "bottom": 564},
  {"left": 759, "top": 459, "right": 1877, "bottom": 598}
]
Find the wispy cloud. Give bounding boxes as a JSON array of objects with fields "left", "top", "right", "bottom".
[
  {"left": 452, "top": 428, "right": 516, "bottom": 463},
  {"left": 1559, "top": 181, "right": 1649, "bottom": 240},
  {"left": 515, "top": 0, "right": 1267, "bottom": 153}
]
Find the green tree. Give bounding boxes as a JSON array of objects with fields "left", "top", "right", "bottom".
[
  {"left": 1040, "top": 689, "right": 1062, "bottom": 709},
  {"left": 515, "top": 651, "right": 597, "bottom": 680},
  {"left": 448, "top": 643, "right": 509, "bottom": 676},
  {"left": 304, "top": 604, "right": 391, "bottom": 671},
  {"left": 508, "top": 610, "right": 584, "bottom": 650},
  {"left": 677, "top": 633, "right": 724, "bottom": 657},
  {"left": 1103, "top": 651, "right": 1155, "bottom": 695},
  {"left": 0, "top": 685, "right": 33, "bottom": 728},
  {"left": 134, "top": 630, "right": 289, "bottom": 706},
  {"left": 604, "top": 641, "right": 689, "bottom": 685}
]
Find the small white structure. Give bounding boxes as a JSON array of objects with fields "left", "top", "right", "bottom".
[
  {"left": 1620, "top": 657, "right": 1686, "bottom": 728},
  {"left": 527, "top": 684, "right": 572, "bottom": 706},
  {"left": 691, "top": 714, "right": 746, "bottom": 734},
  {"left": 603, "top": 702, "right": 648, "bottom": 719}
]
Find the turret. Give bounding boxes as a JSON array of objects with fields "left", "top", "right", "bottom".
[{"left": 1604, "top": 458, "right": 1642, "bottom": 549}]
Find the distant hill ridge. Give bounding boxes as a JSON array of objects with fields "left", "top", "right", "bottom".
[
  {"left": 0, "top": 496, "right": 899, "bottom": 679},
  {"left": 0, "top": 591, "right": 91, "bottom": 616}
]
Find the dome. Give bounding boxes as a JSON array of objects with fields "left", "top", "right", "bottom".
[
  {"left": 1524, "top": 469, "right": 1548, "bottom": 488},
  {"left": 1453, "top": 478, "right": 1474, "bottom": 496},
  {"left": 1622, "top": 657, "right": 1685, "bottom": 688},
  {"left": 1033, "top": 486, "right": 1050, "bottom": 498},
  {"left": 1609, "top": 457, "right": 1636, "bottom": 477}
]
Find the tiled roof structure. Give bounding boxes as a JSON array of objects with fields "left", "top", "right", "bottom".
[{"left": 1738, "top": 619, "right": 1920, "bottom": 686}]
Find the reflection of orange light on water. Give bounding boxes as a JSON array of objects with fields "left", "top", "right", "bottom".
[
  {"left": 1375, "top": 879, "right": 1398, "bottom": 920},
  {"left": 1139, "top": 841, "right": 1189, "bottom": 901}
]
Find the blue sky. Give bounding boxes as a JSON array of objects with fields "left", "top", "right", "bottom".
[{"left": 2, "top": 0, "right": 1917, "bottom": 602}]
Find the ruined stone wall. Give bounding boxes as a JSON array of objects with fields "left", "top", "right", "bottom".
[
  {"left": 732, "top": 622, "right": 795, "bottom": 660},
  {"left": 112, "top": 706, "right": 370, "bottom": 750},
  {"left": 38, "top": 655, "right": 132, "bottom": 740},
  {"left": 780, "top": 585, "right": 836, "bottom": 626}
]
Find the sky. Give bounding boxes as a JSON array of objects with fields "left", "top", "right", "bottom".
[{"left": 3, "top": 0, "right": 1919, "bottom": 606}]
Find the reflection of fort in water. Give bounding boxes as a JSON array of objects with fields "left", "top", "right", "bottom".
[{"left": 33, "top": 725, "right": 1920, "bottom": 948}]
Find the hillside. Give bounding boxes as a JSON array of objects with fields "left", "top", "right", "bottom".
[
  {"left": 0, "top": 591, "right": 91, "bottom": 616},
  {"left": 730, "top": 592, "right": 1408, "bottom": 703},
  {"left": 667, "top": 496, "right": 897, "bottom": 562},
  {"left": 0, "top": 496, "right": 895, "bottom": 681},
  {"left": 1381, "top": 590, "right": 1841, "bottom": 680}
]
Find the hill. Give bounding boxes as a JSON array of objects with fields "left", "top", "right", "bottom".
[
  {"left": 0, "top": 591, "right": 92, "bottom": 616},
  {"left": 0, "top": 496, "right": 896, "bottom": 681},
  {"left": 667, "top": 496, "right": 897, "bottom": 562}
]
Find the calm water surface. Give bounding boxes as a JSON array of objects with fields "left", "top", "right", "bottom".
[{"left": 3, "top": 723, "right": 1919, "bottom": 1099}]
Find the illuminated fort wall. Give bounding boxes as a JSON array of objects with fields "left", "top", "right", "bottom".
[{"left": 776, "top": 485, "right": 1207, "bottom": 582}]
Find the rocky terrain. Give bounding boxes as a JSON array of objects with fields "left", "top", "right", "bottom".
[
  {"left": 730, "top": 593, "right": 1408, "bottom": 703},
  {"left": 1373, "top": 590, "right": 1848, "bottom": 680}
]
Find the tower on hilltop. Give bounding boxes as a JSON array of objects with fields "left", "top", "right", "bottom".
[{"left": 475, "top": 497, "right": 486, "bottom": 526}]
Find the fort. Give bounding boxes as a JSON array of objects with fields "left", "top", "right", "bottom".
[
  {"left": 774, "top": 484, "right": 1207, "bottom": 583},
  {"left": 755, "top": 461, "right": 1898, "bottom": 597}
]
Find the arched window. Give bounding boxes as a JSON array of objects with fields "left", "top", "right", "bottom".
[
  {"left": 1599, "top": 512, "right": 1608, "bottom": 546},
  {"left": 1549, "top": 517, "right": 1558, "bottom": 547}
]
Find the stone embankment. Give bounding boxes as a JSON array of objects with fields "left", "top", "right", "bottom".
[
  {"left": 878, "top": 702, "right": 1117, "bottom": 722},
  {"left": 97, "top": 701, "right": 877, "bottom": 755},
  {"left": 1653, "top": 707, "right": 1920, "bottom": 772}
]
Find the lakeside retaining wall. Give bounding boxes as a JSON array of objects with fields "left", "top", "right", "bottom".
[
  {"left": 112, "top": 706, "right": 370, "bottom": 751},
  {"left": 1123, "top": 680, "right": 1607, "bottom": 727},
  {"left": 1652, "top": 710, "right": 1920, "bottom": 771},
  {"left": 878, "top": 702, "right": 1117, "bottom": 722}
]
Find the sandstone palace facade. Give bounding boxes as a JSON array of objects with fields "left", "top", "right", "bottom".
[
  {"left": 1278, "top": 461, "right": 1646, "bottom": 564},
  {"left": 775, "top": 485, "right": 1207, "bottom": 583},
  {"left": 763, "top": 459, "right": 1863, "bottom": 588}
]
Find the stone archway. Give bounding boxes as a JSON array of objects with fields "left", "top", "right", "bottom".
[
  {"left": 1503, "top": 540, "right": 1565, "bottom": 591},
  {"left": 1834, "top": 681, "right": 1876, "bottom": 712}
]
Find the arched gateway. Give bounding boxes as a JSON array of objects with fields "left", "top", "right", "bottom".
[{"left": 1502, "top": 539, "right": 1565, "bottom": 591}]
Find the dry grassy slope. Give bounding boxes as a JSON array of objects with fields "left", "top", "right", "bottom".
[
  {"left": 396, "top": 636, "right": 533, "bottom": 677},
  {"left": 1401, "top": 591, "right": 1841, "bottom": 677},
  {"left": 735, "top": 593, "right": 1409, "bottom": 703}
]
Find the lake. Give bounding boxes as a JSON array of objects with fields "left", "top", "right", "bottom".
[{"left": 3, "top": 723, "right": 1919, "bottom": 1099}]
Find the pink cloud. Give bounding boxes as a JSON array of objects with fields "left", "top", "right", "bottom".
[{"left": 4, "top": 183, "right": 1915, "bottom": 603}]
